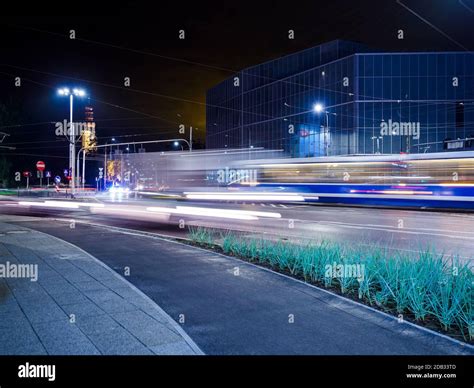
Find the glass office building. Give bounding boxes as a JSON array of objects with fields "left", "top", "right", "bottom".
[{"left": 206, "top": 40, "right": 474, "bottom": 157}]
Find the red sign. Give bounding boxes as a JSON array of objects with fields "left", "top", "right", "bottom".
[
  {"left": 22, "top": 171, "right": 31, "bottom": 177},
  {"left": 36, "top": 161, "right": 45, "bottom": 171}
]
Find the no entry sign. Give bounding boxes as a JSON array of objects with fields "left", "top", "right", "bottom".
[{"left": 36, "top": 161, "right": 46, "bottom": 171}]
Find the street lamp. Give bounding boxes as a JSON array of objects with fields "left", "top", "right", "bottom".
[
  {"left": 72, "top": 88, "right": 85, "bottom": 97},
  {"left": 313, "top": 103, "right": 324, "bottom": 114},
  {"left": 57, "top": 87, "right": 86, "bottom": 195},
  {"left": 173, "top": 141, "right": 184, "bottom": 151},
  {"left": 313, "top": 103, "right": 331, "bottom": 156}
]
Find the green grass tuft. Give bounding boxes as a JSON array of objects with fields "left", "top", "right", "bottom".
[{"left": 188, "top": 227, "right": 473, "bottom": 342}]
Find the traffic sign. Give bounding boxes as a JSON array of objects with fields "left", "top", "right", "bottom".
[
  {"left": 45, "top": 171, "right": 51, "bottom": 178},
  {"left": 36, "top": 161, "right": 45, "bottom": 171},
  {"left": 54, "top": 176, "right": 61, "bottom": 184},
  {"left": 22, "top": 171, "right": 31, "bottom": 190}
]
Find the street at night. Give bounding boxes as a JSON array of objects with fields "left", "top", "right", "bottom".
[{"left": 0, "top": 1, "right": 473, "bottom": 385}]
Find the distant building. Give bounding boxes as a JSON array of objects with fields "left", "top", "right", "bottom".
[
  {"left": 82, "top": 106, "right": 97, "bottom": 153},
  {"left": 206, "top": 40, "right": 474, "bottom": 156}
]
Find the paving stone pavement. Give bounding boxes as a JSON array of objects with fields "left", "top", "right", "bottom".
[{"left": 0, "top": 220, "right": 203, "bottom": 355}]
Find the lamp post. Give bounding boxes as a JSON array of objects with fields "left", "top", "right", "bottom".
[
  {"left": 58, "top": 87, "right": 86, "bottom": 195},
  {"left": 189, "top": 127, "right": 193, "bottom": 152},
  {"left": 76, "top": 146, "right": 90, "bottom": 190},
  {"left": 76, "top": 147, "right": 85, "bottom": 190},
  {"left": 371, "top": 136, "right": 383, "bottom": 154},
  {"left": 313, "top": 103, "right": 336, "bottom": 157},
  {"left": 103, "top": 137, "right": 116, "bottom": 191}
]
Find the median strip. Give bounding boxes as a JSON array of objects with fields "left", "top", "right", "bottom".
[{"left": 187, "top": 227, "right": 473, "bottom": 344}]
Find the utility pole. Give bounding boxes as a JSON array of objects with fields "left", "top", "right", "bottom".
[
  {"left": 190, "top": 127, "right": 193, "bottom": 152},
  {"left": 324, "top": 111, "right": 329, "bottom": 157},
  {"left": 104, "top": 147, "right": 107, "bottom": 190},
  {"left": 69, "top": 93, "right": 75, "bottom": 194},
  {"left": 57, "top": 87, "right": 86, "bottom": 195},
  {"left": 82, "top": 152, "right": 86, "bottom": 189}
]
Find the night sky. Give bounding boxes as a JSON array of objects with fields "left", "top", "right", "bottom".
[{"left": 0, "top": 0, "right": 473, "bottom": 174}]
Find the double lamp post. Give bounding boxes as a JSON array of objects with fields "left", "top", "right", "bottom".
[{"left": 57, "top": 87, "right": 86, "bottom": 194}]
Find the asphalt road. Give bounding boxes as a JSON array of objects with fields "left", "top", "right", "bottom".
[
  {"left": 3, "top": 217, "right": 472, "bottom": 355},
  {"left": 2, "top": 196, "right": 474, "bottom": 261}
]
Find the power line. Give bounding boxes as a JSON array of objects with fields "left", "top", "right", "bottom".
[{"left": 396, "top": 0, "right": 471, "bottom": 51}]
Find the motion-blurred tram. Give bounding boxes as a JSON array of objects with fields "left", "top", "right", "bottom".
[
  {"left": 121, "top": 148, "right": 474, "bottom": 209},
  {"left": 228, "top": 151, "right": 474, "bottom": 209}
]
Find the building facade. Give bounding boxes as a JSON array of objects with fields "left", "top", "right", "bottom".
[{"left": 206, "top": 40, "right": 474, "bottom": 157}]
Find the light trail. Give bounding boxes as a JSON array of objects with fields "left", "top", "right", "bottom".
[{"left": 184, "top": 192, "right": 306, "bottom": 202}]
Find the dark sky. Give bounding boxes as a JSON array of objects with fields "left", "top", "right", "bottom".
[{"left": 0, "top": 0, "right": 473, "bottom": 173}]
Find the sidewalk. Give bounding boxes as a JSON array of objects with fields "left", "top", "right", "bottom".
[{"left": 0, "top": 220, "right": 203, "bottom": 355}]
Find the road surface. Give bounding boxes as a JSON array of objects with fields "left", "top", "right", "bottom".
[
  {"left": 1, "top": 215, "right": 471, "bottom": 355},
  {"left": 1, "top": 196, "right": 473, "bottom": 261}
]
